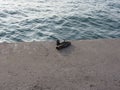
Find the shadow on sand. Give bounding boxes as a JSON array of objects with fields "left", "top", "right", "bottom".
[{"left": 57, "top": 44, "right": 75, "bottom": 56}]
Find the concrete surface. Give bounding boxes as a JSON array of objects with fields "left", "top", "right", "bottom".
[{"left": 0, "top": 39, "right": 120, "bottom": 90}]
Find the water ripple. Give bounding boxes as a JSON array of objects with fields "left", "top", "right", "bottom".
[{"left": 0, "top": 0, "right": 120, "bottom": 42}]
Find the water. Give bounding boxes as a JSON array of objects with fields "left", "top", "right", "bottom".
[{"left": 0, "top": 0, "right": 120, "bottom": 42}]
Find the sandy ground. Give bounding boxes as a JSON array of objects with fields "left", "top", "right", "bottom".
[{"left": 0, "top": 39, "right": 120, "bottom": 90}]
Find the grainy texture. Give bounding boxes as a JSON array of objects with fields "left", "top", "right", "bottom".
[{"left": 0, "top": 39, "right": 120, "bottom": 90}]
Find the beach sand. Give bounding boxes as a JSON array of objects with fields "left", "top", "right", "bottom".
[{"left": 0, "top": 39, "right": 120, "bottom": 90}]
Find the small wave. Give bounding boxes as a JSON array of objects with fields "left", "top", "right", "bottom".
[
  {"left": 19, "top": 18, "right": 45, "bottom": 26},
  {"left": 108, "top": 2, "right": 120, "bottom": 9},
  {"left": 0, "top": 0, "right": 120, "bottom": 42},
  {"left": 3, "top": 10, "right": 19, "bottom": 15},
  {"left": 0, "top": 31, "right": 6, "bottom": 37},
  {"left": 0, "top": 12, "right": 7, "bottom": 18}
]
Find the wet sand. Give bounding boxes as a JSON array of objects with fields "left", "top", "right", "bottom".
[{"left": 0, "top": 39, "right": 120, "bottom": 90}]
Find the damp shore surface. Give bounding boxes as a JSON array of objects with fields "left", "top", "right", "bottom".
[{"left": 0, "top": 39, "right": 120, "bottom": 90}]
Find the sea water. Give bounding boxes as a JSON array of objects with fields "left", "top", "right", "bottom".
[{"left": 0, "top": 0, "right": 120, "bottom": 42}]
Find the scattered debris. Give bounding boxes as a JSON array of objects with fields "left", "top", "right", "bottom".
[{"left": 56, "top": 40, "right": 71, "bottom": 50}]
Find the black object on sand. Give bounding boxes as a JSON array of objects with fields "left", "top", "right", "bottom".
[{"left": 56, "top": 40, "right": 71, "bottom": 50}]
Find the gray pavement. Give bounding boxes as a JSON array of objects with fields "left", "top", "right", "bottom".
[{"left": 0, "top": 39, "right": 120, "bottom": 90}]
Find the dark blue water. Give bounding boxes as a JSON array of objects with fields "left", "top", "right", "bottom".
[{"left": 0, "top": 0, "right": 120, "bottom": 42}]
